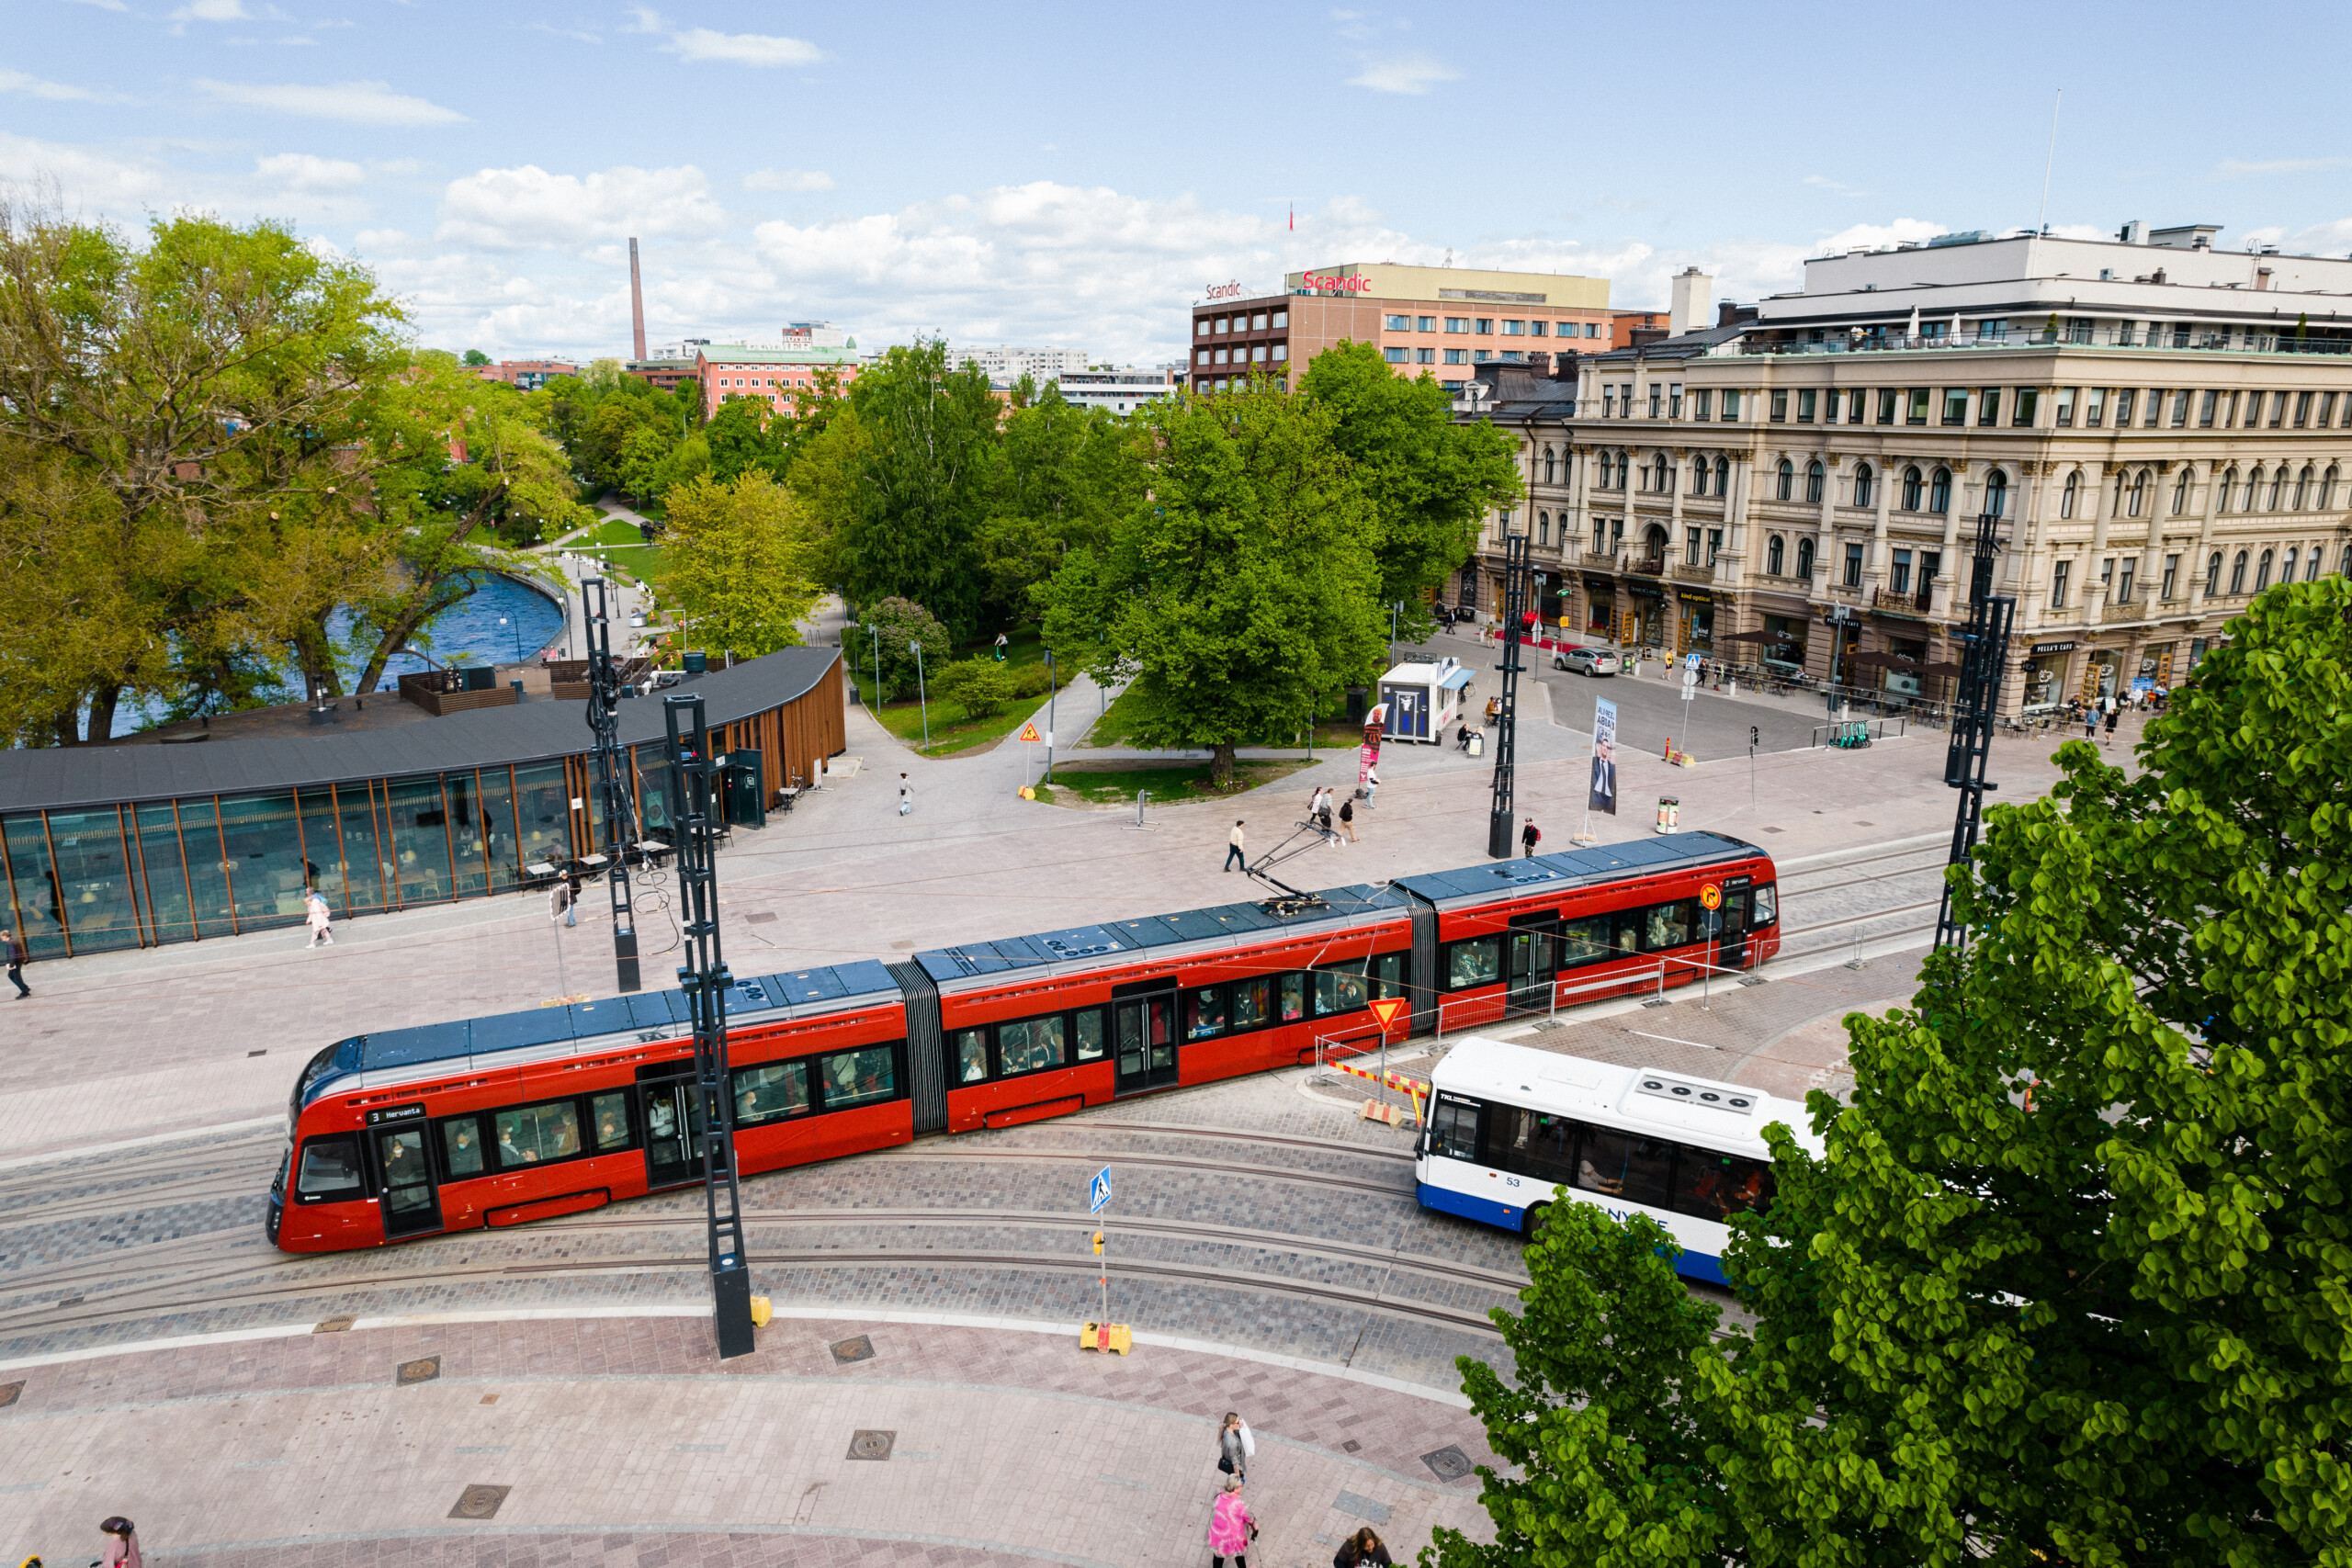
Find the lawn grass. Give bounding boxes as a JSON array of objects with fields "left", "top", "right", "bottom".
[
  {"left": 850, "top": 623, "right": 1068, "bottom": 758},
  {"left": 1032, "top": 758, "right": 1316, "bottom": 807},
  {"left": 1079, "top": 687, "right": 1367, "bottom": 752},
  {"left": 562, "top": 517, "right": 672, "bottom": 590}
]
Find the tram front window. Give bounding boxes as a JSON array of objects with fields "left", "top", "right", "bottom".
[{"left": 296, "top": 1134, "right": 362, "bottom": 1200}]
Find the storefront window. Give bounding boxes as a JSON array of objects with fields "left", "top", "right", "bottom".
[
  {"left": 385, "top": 776, "right": 454, "bottom": 906},
  {"left": 445, "top": 771, "right": 488, "bottom": 897},
  {"left": 133, "top": 801, "right": 196, "bottom": 943},
  {"left": 477, "top": 765, "right": 524, "bottom": 891},
  {"left": 218, "top": 792, "right": 309, "bottom": 931},
  {"left": 48, "top": 807, "right": 141, "bottom": 953},
  {"left": 513, "top": 761, "right": 571, "bottom": 868},
  {"left": 295, "top": 787, "right": 349, "bottom": 912},
  {"left": 177, "top": 797, "right": 237, "bottom": 938},
  {"left": 336, "top": 784, "right": 390, "bottom": 915}
]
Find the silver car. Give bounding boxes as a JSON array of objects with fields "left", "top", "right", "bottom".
[{"left": 1554, "top": 646, "right": 1619, "bottom": 677}]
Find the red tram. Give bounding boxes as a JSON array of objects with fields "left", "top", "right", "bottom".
[{"left": 269, "top": 831, "right": 1778, "bottom": 1253}]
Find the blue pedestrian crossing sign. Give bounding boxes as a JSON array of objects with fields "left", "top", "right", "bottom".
[{"left": 1089, "top": 1166, "right": 1113, "bottom": 1213}]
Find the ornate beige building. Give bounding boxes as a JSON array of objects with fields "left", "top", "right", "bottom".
[{"left": 1457, "top": 225, "right": 2352, "bottom": 712}]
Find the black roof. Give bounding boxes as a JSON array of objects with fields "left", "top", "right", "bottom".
[
  {"left": 0, "top": 646, "right": 842, "bottom": 814},
  {"left": 915, "top": 882, "right": 1413, "bottom": 984},
  {"left": 1585, "top": 321, "right": 1750, "bottom": 366},
  {"left": 1393, "top": 831, "right": 1758, "bottom": 907}
]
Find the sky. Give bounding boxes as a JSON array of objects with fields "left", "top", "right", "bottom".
[{"left": 8, "top": 0, "right": 2352, "bottom": 367}]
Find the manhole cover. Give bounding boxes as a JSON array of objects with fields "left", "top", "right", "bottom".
[
  {"left": 396, "top": 1355, "right": 442, "bottom": 1386},
  {"left": 1736, "top": 975, "right": 1770, "bottom": 987},
  {"left": 1340, "top": 1438, "right": 1360, "bottom": 1453},
  {"left": 313, "top": 1315, "right": 356, "bottom": 1334},
  {"left": 447, "top": 1483, "right": 510, "bottom": 1520},
  {"left": 846, "top": 1428, "right": 896, "bottom": 1461},
  {"left": 1421, "top": 1444, "right": 1474, "bottom": 1482},
  {"left": 0, "top": 1381, "right": 21, "bottom": 1408},
  {"left": 746, "top": 911, "right": 778, "bottom": 924},
  {"left": 830, "top": 1335, "right": 876, "bottom": 1364}
]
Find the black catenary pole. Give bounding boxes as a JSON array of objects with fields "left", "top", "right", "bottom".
[
  {"left": 1934, "top": 511, "right": 2017, "bottom": 951},
  {"left": 1487, "top": 530, "right": 1531, "bottom": 860},
  {"left": 663, "top": 693, "right": 757, "bottom": 1359},
  {"left": 582, "top": 579, "right": 640, "bottom": 993}
]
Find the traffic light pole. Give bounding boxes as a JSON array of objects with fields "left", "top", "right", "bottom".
[
  {"left": 1487, "top": 532, "right": 1531, "bottom": 860},
  {"left": 1934, "top": 512, "right": 2016, "bottom": 951},
  {"left": 663, "top": 694, "right": 757, "bottom": 1359},
  {"left": 582, "top": 579, "right": 640, "bottom": 993}
]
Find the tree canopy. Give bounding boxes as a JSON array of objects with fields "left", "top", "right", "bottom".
[
  {"left": 1432, "top": 576, "right": 2352, "bottom": 1568},
  {"left": 660, "top": 470, "right": 820, "bottom": 660}
]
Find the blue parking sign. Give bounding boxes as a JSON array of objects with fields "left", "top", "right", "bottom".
[{"left": 1089, "top": 1166, "right": 1113, "bottom": 1213}]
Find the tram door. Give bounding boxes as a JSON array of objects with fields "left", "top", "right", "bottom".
[
  {"left": 640, "top": 1069, "right": 722, "bottom": 1190},
  {"left": 1716, "top": 889, "right": 1751, "bottom": 970},
  {"left": 1114, "top": 996, "right": 1177, "bottom": 1094},
  {"left": 373, "top": 1126, "right": 440, "bottom": 1238},
  {"left": 1504, "top": 917, "right": 1559, "bottom": 1015}
]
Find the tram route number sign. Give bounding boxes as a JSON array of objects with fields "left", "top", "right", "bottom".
[
  {"left": 1699, "top": 884, "right": 1722, "bottom": 911},
  {"left": 365, "top": 1102, "right": 427, "bottom": 1127},
  {"left": 1090, "top": 1166, "right": 1113, "bottom": 1213}
]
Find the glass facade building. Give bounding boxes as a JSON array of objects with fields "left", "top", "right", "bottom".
[{"left": 0, "top": 649, "right": 844, "bottom": 960}]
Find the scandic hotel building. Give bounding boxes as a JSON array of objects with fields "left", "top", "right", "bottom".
[{"left": 1189, "top": 263, "right": 1610, "bottom": 391}]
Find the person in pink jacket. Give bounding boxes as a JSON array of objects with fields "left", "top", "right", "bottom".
[
  {"left": 1207, "top": 1474, "right": 1256, "bottom": 1568},
  {"left": 99, "top": 1517, "right": 142, "bottom": 1568}
]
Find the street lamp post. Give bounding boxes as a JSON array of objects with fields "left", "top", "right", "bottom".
[
  {"left": 1045, "top": 649, "right": 1057, "bottom": 784},
  {"left": 911, "top": 641, "right": 930, "bottom": 753}
]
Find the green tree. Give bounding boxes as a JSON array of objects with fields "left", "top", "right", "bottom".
[
  {"left": 1035, "top": 378, "right": 1385, "bottom": 787},
  {"left": 844, "top": 596, "right": 947, "bottom": 702},
  {"left": 461, "top": 348, "right": 491, "bottom": 367},
  {"left": 933, "top": 656, "right": 1015, "bottom": 721},
  {"left": 1428, "top": 1201, "right": 1736, "bottom": 1568},
  {"left": 977, "top": 383, "right": 1140, "bottom": 626},
  {"left": 836, "top": 338, "right": 999, "bottom": 640},
  {"left": 1298, "top": 342, "right": 1521, "bottom": 627},
  {"left": 660, "top": 470, "right": 820, "bottom": 659},
  {"left": 704, "top": 396, "right": 789, "bottom": 484}
]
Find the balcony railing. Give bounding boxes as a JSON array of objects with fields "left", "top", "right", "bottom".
[
  {"left": 1582, "top": 549, "right": 1621, "bottom": 569},
  {"left": 1672, "top": 561, "right": 1717, "bottom": 585},
  {"left": 1731, "top": 325, "right": 2352, "bottom": 358},
  {"left": 1628, "top": 553, "right": 1667, "bottom": 576},
  {"left": 1872, "top": 584, "right": 1937, "bottom": 613}
]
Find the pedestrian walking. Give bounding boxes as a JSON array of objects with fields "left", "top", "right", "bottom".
[
  {"left": 2103, "top": 705, "right": 2120, "bottom": 745},
  {"left": 548, "top": 876, "right": 573, "bottom": 926},
  {"left": 1363, "top": 765, "right": 1379, "bottom": 807},
  {"left": 2, "top": 926, "right": 27, "bottom": 998},
  {"left": 2082, "top": 704, "right": 2098, "bottom": 741},
  {"left": 1225, "top": 820, "right": 1247, "bottom": 873},
  {"left": 1216, "top": 1410, "right": 1253, "bottom": 1479},
  {"left": 1338, "top": 796, "right": 1357, "bottom": 842},
  {"left": 1333, "top": 1527, "right": 1394, "bottom": 1568},
  {"left": 898, "top": 773, "right": 913, "bottom": 817},
  {"left": 1315, "top": 794, "right": 1335, "bottom": 838},
  {"left": 303, "top": 888, "right": 334, "bottom": 948},
  {"left": 98, "top": 1517, "right": 142, "bottom": 1568},
  {"left": 1521, "top": 817, "right": 1541, "bottom": 858},
  {"left": 1207, "top": 1476, "right": 1257, "bottom": 1568}
]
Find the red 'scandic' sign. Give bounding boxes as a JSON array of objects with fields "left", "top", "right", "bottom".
[
  {"left": 1301, "top": 271, "right": 1373, "bottom": 293},
  {"left": 1204, "top": 280, "right": 1246, "bottom": 301}
]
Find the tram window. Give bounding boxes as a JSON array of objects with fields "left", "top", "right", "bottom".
[
  {"left": 1445, "top": 936, "right": 1501, "bottom": 990},
  {"left": 296, "top": 1134, "right": 364, "bottom": 1199},
  {"left": 1751, "top": 886, "right": 1778, "bottom": 927},
  {"left": 1611, "top": 910, "right": 1644, "bottom": 954},
  {"left": 732, "top": 1061, "right": 808, "bottom": 1127},
  {"left": 1183, "top": 986, "right": 1227, "bottom": 1040},
  {"left": 1672, "top": 1152, "right": 1776, "bottom": 1221},
  {"left": 1314, "top": 960, "right": 1369, "bottom": 1016},
  {"left": 1642, "top": 901, "right": 1695, "bottom": 952},
  {"left": 1001, "top": 1015, "right": 1068, "bottom": 1073},
  {"left": 1074, "top": 1008, "right": 1105, "bottom": 1060},
  {"left": 1573, "top": 1128, "right": 1676, "bottom": 1209},
  {"left": 440, "top": 1118, "right": 485, "bottom": 1178},
  {"left": 953, "top": 1028, "right": 989, "bottom": 1084},
  {"left": 1557, "top": 914, "right": 1614, "bottom": 967},
  {"left": 496, "top": 1100, "right": 582, "bottom": 1167},
  {"left": 1231, "top": 977, "right": 1271, "bottom": 1030},
  {"left": 1372, "top": 953, "right": 1406, "bottom": 999},
  {"left": 820, "top": 1045, "right": 897, "bottom": 1109},
  {"left": 1430, "top": 1096, "right": 1481, "bottom": 1160},
  {"left": 592, "top": 1092, "right": 631, "bottom": 1151},
  {"left": 1278, "top": 973, "right": 1306, "bottom": 1022},
  {"left": 1496, "top": 1107, "right": 1579, "bottom": 1186}
]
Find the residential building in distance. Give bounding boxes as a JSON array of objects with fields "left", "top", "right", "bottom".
[
  {"left": 950, "top": 344, "right": 1093, "bottom": 385},
  {"left": 1047, "top": 366, "right": 1178, "bottom": 416},
  {"left": 1455, "top": 221, "right": 2352, "bottom": 716},
  {"left": 473, "top": 360, "right": 578, "bottom": 392},
  {"left": 1188, "top": 263, "right": 1610, "bottom": 395},
  {"left": 696, "top": 330, "right": 863, "bottom": 418}
]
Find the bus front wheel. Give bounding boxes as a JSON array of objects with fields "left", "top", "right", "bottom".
[{"left": 1521, "top": 1202, "right": 1552, "bottom": 1240}]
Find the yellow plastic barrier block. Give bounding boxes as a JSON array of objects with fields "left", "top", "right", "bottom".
[
  {"left": 1080, "top": 1321, "right": 1132, "bottom": 1355},
  {"left": 749, "top": 1295, "right": 774, "bottom": 1328}
]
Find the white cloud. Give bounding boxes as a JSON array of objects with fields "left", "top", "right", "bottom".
[
  {"left": 625, "top": 7, "right": 822, "bottom": 66},
  {"left": 173, "top": 0, "right": 251, "bottom": 19},
  {"left": 193, "top": 78, "right": 468, "bottom": 126},
  {"left": 435, "top": 163, "right": 728, "bottom": 251},
  {"left": 0, "top": 68, "right": 125, "bottom": 102},
  {"left": 744, "top": 167, "right": 832, "bottom": 193},
  {"left": 1347, "top": 52, "right": 1457, "bottom": 95},
  {"left": 254, "top": 151, "right": 364, "bottom": 190}
]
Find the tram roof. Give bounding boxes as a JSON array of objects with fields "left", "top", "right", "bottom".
[
  {"left": 912, "top": 881, "right": 1413, "bottom": 984},
  {"left": 1391, "top": 831, "right": 1761, "bottom": 908},
  {"left": 322, "top": 957, "right": 900, "bottom": 1090}
]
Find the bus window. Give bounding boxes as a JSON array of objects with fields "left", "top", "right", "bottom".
[
  {"left": 1573, "top": 1128, "right": 1676, "bottom": 1209},
  {"left": 953, "top": 1028, "right": 989, "bottom": 1084},
  {"left": 1183, "top": 987, "right": 1227, "bottom": 1040},
  {"left": 1445, "top": 937, "right": 1500, "bottom": 989},
  {"left": 1751, "top": 886, "right": 1778, "bottom": 927},
  {"left": 1673, "top": 1153, "right": 1775, "bottom": 1220},
  {"left": 1074, "top": 1008, "right": 1105, "bottom": 1060},
  {"left": 1642, "top": 901, "right": 1695, "bottom": 951},
  {"left": 1430, "top": 1096, "right": 1480, "bottom": 1160},
  {"left": 296, "top": 1134, "right": 364, "bottom": 1200},
  {"left": 1231, "top": 977, "right": 1270, "bottom": 1030},
  {"left": 1558, "top": 914, "right": 1613, "bottom": 966},
  {"left": 1499, "top": 1107, "right": 1578, "bottom": 1186}
]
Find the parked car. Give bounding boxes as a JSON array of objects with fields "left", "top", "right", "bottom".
[{"left": 1555, "top": 646, "right": 1620, "bottom": 677}]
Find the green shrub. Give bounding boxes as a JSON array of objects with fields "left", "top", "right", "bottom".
[{"left": 934, "top": 657, "right": 1016, "bottom": 721}]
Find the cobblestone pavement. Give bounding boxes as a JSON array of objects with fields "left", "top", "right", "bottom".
[{"left": 0, "top": 1314, "right": 1498, "bottom": 1566}]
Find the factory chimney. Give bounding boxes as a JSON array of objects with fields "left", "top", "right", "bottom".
[{"left": 628, "top": 237, "right": 647, "bottom": 361}]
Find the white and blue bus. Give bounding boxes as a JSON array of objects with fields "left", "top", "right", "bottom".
[{"left": 1414, "top": 1036, "right": 1823, "bottom": 1285}]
